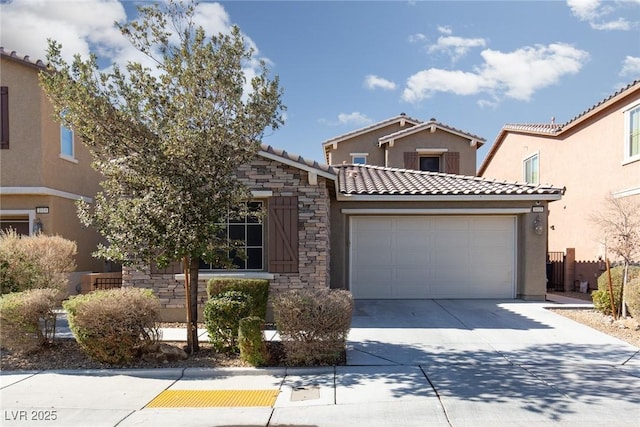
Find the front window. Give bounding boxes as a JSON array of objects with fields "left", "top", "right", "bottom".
[
  {"left": 419, "top": 156, "right": 440, "bottom": 172},
  {"left": 524, "top": 153, "right": 539, "bottom": 184},
  {"left": 199, "top": 201, "right": 264, "bottom": 270},
  {"left": 626, "top": 104, "right": 640, "bottom": 160}
]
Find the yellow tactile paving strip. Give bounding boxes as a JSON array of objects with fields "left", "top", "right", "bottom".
[{"left": 146, "top": 389, "right": 280, "bottom": 408}]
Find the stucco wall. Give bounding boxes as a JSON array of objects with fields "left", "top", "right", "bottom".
[{"left": 481, "top": 90, "right": 640, "bottom": 261}]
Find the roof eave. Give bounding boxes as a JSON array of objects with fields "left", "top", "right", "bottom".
[{"left": 335, "top": 193, "right": 563, "bottom": 202}]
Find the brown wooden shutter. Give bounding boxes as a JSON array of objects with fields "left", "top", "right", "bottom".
[
  {"left": 1, "top": 87, "right": 8, "bottom": 149},
  {"left": 404, "top": 151, "right": 418, "bottom": 170},
  {"left": 268, "top": 196, "right": 298, "bottom": 273},
  {"left": 444, "top": 152, "right": 460, "bottom": 174}
]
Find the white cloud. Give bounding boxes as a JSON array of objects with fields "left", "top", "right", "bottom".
[
  {"left": 402, "top": 43, "right": 589, "bottom": 103},
  {"left": 364, "top": 75, "right": 397, "bottom": 91},
  {"left": 428, "top": 35, "right": 486, "bottom": 62},
  {"left": 408, "top": 33, "right": 426, "bottom": 43},
  {"left": 338, "top": 112, "right": 372, "bottom": 126},
  {"left": 620, "top": 56, "right": 640, "bottom": 77},
  {"left": 567, "top": 0, "right": 635, "bottom": 31},
  {"left": 437, "top": 26, "right": 453, "bottom": 35}
]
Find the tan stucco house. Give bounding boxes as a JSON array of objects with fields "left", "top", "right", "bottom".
[
  {"left": 0, "top": 48, "right": 106, "bottom": 287},
  {"left": 479, "top": 80, "right": 640, "bottom": 263},
  {"left": 126, "top": 115, "right": 563, "bottom": 321}
]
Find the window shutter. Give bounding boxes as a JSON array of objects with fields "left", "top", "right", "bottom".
[
  {"left": 404, "top": 152, "right": 418, "bottom": 169},
  {"left": 1, "top": 86, "right": 8, "bottom": 149},
  {"left": 268, "top": 196, "right": 298, "bottom": 273},
  {"left": 444, "top": 152, "right": 460, "bottom": 174}
]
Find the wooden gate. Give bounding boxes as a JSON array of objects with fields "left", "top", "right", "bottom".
[{"left": 547, "top": 252, "right": 565, "bottom": 291}]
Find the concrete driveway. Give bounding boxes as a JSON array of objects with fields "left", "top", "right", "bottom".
[{"left": 344, "top": 299, "right": 640, "bottom": 425}]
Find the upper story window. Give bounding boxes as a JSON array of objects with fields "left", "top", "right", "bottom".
[
  {"left": 350, "top": 153, "right": 368, "bottom": 164},
  {"left": 419, "top": 156, "right": 440, "bottom": 172},
  {"left": 625, "top": 103, "right": 640, "bottom": 162},
  {"left": 60, "top": 124, "right": 75, "bottom": 159},
  {"left": 523, "top": 153, "right": 539, "bottom": 184},
  {"left": 199, "top": 201, "right": 264, "bottom": 271},
  {"left": 1, "top": 86, "right": 8, "bottom": 149}
]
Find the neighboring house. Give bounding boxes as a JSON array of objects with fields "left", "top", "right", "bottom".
[
  {"left": 0, "top": 48, "right": 107, "bottom": 289},
  {"left": 322, "top": 113, "right": 484, "bottom": 176},
  {"left": 479, "top": 80, "right": 640, "bottom": 264},
  {"left": 127, "top": 121, "right": 563, "bottom": 321}
]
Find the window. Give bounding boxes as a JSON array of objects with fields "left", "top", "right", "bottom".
[
  {"left": 60, "top": 124, "right": 74, "bottom": 158},
  {"left": 419, "top": 156, "right": 440, "bottom": 172},
  {"left": 1, "top": 86, "right": 8, "bottom": 149},
  {"left": 523, "top": 153, "right": 539, "bottom": 184},
  {"left": 350, "top": 153, "right": 368, "bottom": 164},
  {"left": 626, "top": 104, "right": 640, "bottom": 161},
  {"left": 199, "top": 201, "right": 264, "bottom": 270}
]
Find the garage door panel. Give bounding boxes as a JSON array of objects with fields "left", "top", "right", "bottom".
[{"left": 350, "top": 216, "right": 515, "bottom": 299}]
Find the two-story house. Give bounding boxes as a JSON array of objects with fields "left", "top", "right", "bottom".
[
  {"left": 322, "top": 113, "right": 484, "bottom": 175},
  {"left": 0, "top": 48, "right": 107, "bottom": 290},
  {"left": 479, "top": 80, "right": 640, "bottom": 267}
]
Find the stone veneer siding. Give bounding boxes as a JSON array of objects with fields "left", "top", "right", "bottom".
[{"left": 121, "top": 156, "right": 332, "bottom": 317}]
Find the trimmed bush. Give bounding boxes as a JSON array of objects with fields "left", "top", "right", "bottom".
[
  {"left": 626, "top": 277, "right": 640, "bottom": 319},
  {"left": 63, "top": 287, "right": 160, "bottom": 365},
  {"left": 0, "top": 229, "right": 76, "bottom": 296},
  {"left": 207, "top": 278, "right": 269, "bottom": 319},
  {"left": 0, "top": 288, "right": 59, "bottom": 353},
  {"left": 272, "top": 288, "right": 353, "bottom": 366},
  {"left": 238, "top": 316, "right": 268, "bottom": 366},
  {"left": 203, "top": 290, "right": 253, "bottom": 353},
  {"left": 592, "top": 266, "right": 640, "bottom": 316}
]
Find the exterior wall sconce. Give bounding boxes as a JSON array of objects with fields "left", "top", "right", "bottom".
[
  {"left": 32, "top": 218, "right": 43, "bottom": 235},
  {"left": 533, "top": 215, "right": 544, "bottom": 236}
]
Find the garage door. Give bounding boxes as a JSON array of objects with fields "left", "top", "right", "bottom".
[{"left": 350, "top": 216, "right": 516, "bottom": 299}]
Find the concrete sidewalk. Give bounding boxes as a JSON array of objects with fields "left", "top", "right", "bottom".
[{"left": 2, "top": 299, "right": 639, "bottom": 426}]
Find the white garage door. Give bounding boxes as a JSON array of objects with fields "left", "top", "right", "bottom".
[{"left": 350, "top": 216, "right": 516, "bottom": 299}]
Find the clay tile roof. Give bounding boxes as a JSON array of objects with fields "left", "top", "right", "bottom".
[
  {"left": 379, "top": 118, "right": 486, "bottom": 146},
  {"left": 0, "top": 47, "right": 47, "bottom": 70},
  {"left": 322, "top": 114, "right": 423, "bottom": 146},
  {"left": 335, "top": 164, "right": 563, "bottom": 196},
  {"left": 259, "top": 143, "right": 336, "bottom": 176},
  {"left": 501, "top": 122, "right": 563, "bottom": 135}
]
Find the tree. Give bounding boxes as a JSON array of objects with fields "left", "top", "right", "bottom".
[
  {"left": 39, "top": 0, "right": 284, "bottom": 353},
  {"left": 591, "top": 194, "right": 640, "bottom": 318}
]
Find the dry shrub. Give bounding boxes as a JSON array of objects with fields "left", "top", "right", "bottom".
[
  {"left": 592, "top": 266, "right": 640, "bottom": 316},
  {"left": 0, "top": 229, "right": 76, "bottom": 296},
  {"left": 63, "top": 287, "right": 160, "bottom": 365},
  {"left": 626, "top": 277, "right": 640, "bottom": 319},
  {"left": 272, "top": 288, "right": 353, "bottom": 366},
  {"left": 0, "top": 288, "right": 59, "bottom": 353}
]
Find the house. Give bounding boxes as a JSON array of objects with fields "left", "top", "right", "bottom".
[
  {"left": 322, "top": 113, "right": 484, "bottom": 175},
  {"left": 479, "top": 80, "right": 640, "bottom": 269},
  {"left": 124, "top": 117, "right": 563, "bottom": 321},
  {"left": 0, "top": 48, "right": 107, "bottom": 291}
]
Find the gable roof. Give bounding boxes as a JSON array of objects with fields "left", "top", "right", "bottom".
[
  {"left": 259, "top": 143, "right": 336, "bottom": 180},
  {"left": 322, "top": 113, "right": 422, "bottom": 149},
  {"left": 378, "top": 118, "right": 485, "bottom": 147},
  {"left": 479, "top": 80, "right": 640, "bottom": 175},
  {"left": 0, "top": 47, "right": 47, "bottom": 70},
  {"left": 335, "top": 164, "right": 563, "bottom": 201}
]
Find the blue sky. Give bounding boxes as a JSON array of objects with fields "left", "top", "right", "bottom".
[{"left": 1, "top": 0, "right": 639, "bottom": 168}]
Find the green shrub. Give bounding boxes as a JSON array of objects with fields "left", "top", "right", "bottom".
[
  {"left": 238, "top": 316, "right": 268, "bottom": 366},
  {"left": 203, "top": 290, "right": 253, "bottom": 353},
  {"left": 0, "top": 229, "right": 76, "bottom": 296},
  {"left": 63, "top": 287, "right": 160, "bottom": 365},
  {"left": 207, "top": 278, "right": 269, "bottom": 319},
  {"left": 0, "top": 288, "right": 59, "bottom": 353},
  {"left": 592, "top": 266, "right": 640, "bottom": 316},
  {"left": 272, "top": 288, "right": 353, "bottom": 366},
  {"left": 626, "top": 277, "right": 640, "bottom": 319}
]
